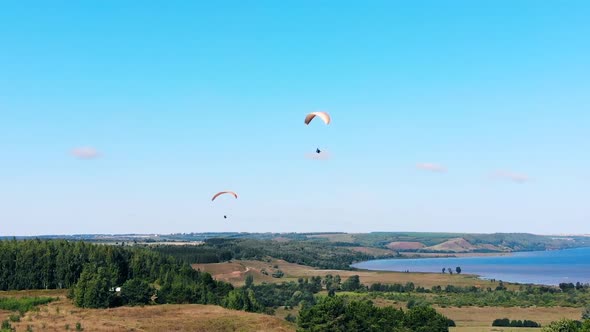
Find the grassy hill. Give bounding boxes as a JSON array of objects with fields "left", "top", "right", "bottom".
[{"left": 1, "top": 290, "right": 294, "bottom": 332}]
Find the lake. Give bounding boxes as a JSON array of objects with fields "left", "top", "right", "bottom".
[{"left": 351, "top": 247, "right": 590, "bottom": 285}]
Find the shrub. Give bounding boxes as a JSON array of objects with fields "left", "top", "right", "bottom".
[
  {"left": 285, "top": 313, "right": 296, "bottom": 323},
  {"left": 1, "top": 320, "right": 14, "bottom": 332},
  {"left": 541, "top": 318, "right": 581, "bottom": 332}
]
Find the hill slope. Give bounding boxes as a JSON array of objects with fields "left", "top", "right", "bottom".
[{"left": 5, "top": 292, "right": 294, "bottom": 332}]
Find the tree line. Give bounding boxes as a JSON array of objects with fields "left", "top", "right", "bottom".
[
  {"left": 152, "top": 238, "right": 396, "bottom": 270},
  {"left": 297, "top": 295, "right": 454, "bottom": 332},
  {"left": 0, "top": 239, "right": 233, "bottom": 308}
]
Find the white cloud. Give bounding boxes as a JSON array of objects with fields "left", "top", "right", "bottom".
[
  {"left": 416, "top": 163, "right": 447, "bottom": 173},
  {"left": 71, "top": 147, "right": 100, "bottom": 160}
]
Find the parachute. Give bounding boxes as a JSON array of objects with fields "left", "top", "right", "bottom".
[
  {"left": 304, "top": 112, "right": 331, "bottom": 125},
  {"left": 211, "top": 191, "right": 238, "bottom": 201}
]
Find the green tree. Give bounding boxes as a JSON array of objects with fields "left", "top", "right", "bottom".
[
  {"left": 404, "top": 306, "right": 450, "bottom": 332},
  {"left": 298, "top": 295, "right": 346, "bottom": 331},
  {"left": 73, "top": 264, "right": 116, "bottom": 308},
  {"left": 341, "top": 276, "right": 361, "bottom": 291},
  {"left": 455, "top": 266, "right": 461, "bottom": 274},
  {"left": 245, "top": 274, "right": 254, "bottom": 288},
  {"left": 541, "top": 319, "right": 581, "bottom": 332},
  {"left": 121, "top": 278, "right": 154, "bottom": 306},
  {"left": 583, "top": 305, "right": 590, "bottom": 320}
]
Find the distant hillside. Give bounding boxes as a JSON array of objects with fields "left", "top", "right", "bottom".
[
  {"left": 421, "top": 237, "right": 506, "bottom": 253},
  {"left": 424, "top": 238, "right": 478, "bottom": 252},
  {"left": 386, "top": 241, "right": 426, "bottom": 250},
  {"left": 4, "top": 231, "right": 590, "bottom": 254},
  {"left": 354, "top": 232, "right": 590, "bottom": 253}
]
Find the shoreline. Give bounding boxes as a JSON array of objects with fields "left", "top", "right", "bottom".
[{"left": 397, "top": 251, "right": 513, "bottom": 258}]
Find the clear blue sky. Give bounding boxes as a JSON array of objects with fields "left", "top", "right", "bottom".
[{"left": 1, "top": 1, "right": 588, "bottom": 235}]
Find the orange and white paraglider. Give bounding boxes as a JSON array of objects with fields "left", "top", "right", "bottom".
[
  {"left": 304, "top": 111, "right": 331, "bottom": 126},
  {"left": 212, "top": 191, "right": 238, "bottom": 219},
  {"left": 304, "top": 111, "right": 331, "bottom": 155}
]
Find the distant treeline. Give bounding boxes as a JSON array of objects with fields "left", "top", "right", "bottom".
[{"left": 153, "top": 238, "right": 396, "bottom": 269}]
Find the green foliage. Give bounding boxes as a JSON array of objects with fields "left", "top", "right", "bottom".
[
  {"left": 341, "top": 275, "right": 361, "bottom": 292},
  {"left": 285, "top": 313, "right": 297, "bottom": 323},
  {"left": 297, "top": 296, "right": 452, "bottom": 332},
  {"left": 272, "top": 269, "right": 285, "bottom": 278},
  {"left": 75, "top": 322, "right": 83, "bottom": 331},
  {"left": 582, "top": 305, "right": 590, "bottom": 319},
  {"left": 7, "top": 315, "right": 19, "bottom": 323},
  {"left": 157, "top": 238, "right": 395, "bottom": 270},
  {"left": 0, "top": 239, "right": 233, "bottom": 309},
  {"left": 244, "top": 274, "right": 254, "bottom": 288},
  {"left": 404, "top": 306, "right": 453, "bottom": 332},
  {"left": 370, "top": 282, "right": 417, "bottom": 293},
  {"left": 121, "top": 278, "right": 154, "bottom": 306},
  {"left": 541, "top": 319, "right": 582, "bottom": 332},
  {"left": 322, "top": 275, "right": 341, "bottom": 292},
  {"left": 1, "top": 320, "right": 14, "bottom": 332},
  {"left": 367, "top": 282, "right": 590, "bottom": 308},
  {"left": 0, "top": 297, "right": 55, "bottom": 313},
  {"left": 73, "top": 264, "right": 117, "bottom": 308},
  {"left": 492, "top": 318, "right": 541, "bottom": 327},
  {"left": 223, "top": 289, "right": 264, "bottom": 312}
]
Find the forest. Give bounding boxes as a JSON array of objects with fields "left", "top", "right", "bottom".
[
  {"left": 152, "top": 238, "right": 396, "bottom": 269},
  {"left": 0, "top": 239, "right": 465, "bottom": 331},
  {"left": 0, "top": 239, "right": 233, "bottom": 308}
]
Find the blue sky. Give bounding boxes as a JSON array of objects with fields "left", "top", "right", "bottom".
[{"left": 1, "top": 1, "right": 588, "bottom": 235}]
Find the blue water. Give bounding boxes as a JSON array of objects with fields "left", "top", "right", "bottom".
[{"left": 351, "top": 247, "right": 590, "bottom": 285}]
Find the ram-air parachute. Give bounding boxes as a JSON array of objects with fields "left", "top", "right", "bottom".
[
  {"left": 304, "top": 112, "right": 331, "bottom": 125},
  {"left": 305, "top": 112, "right": 330, "bottom": 155},
  {"left": 212, "top": 191, "right": 238, "bottom": 219},
  {"left": 211, "top": 191, "right": 238, "bottom": 201}
]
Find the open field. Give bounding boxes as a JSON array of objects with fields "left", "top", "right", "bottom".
[
  {"left": 1, "top": 289, "right": 583, "bottom": 332},
  {"left": 0, "top": 290, "right": 294, "bottom": 332},
  {"left": 367, "top": 297, "right": 581, "bottom": 331},
  {"left": 193, "top": 259, "right": 516, "bottom": 289},
  {"left": 440, "top": 306, "right": 581, "bottom": 330}
]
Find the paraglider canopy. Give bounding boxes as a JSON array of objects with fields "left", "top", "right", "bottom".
[
  {"left": 211, "top": 191, "right": 238, "bottom": 201},
  {"left": 304, "top": 112, "right": 331, "bottom": 125}
]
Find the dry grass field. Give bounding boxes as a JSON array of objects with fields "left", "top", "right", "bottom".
[
  {"left": 440, "top": 306, "right": 581, "bottom": 330},
  {"left": 193, "top": 258, "right": 514, "bottom": 289},
  {"left": 1, "top": 290, "right": 294, "bottom": 332}
]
